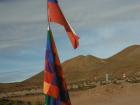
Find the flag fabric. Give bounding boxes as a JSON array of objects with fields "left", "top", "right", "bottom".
[
  {"left": 47, "top": 0, "right": 79, "bottom": 49},
  {"left": 44, "top": 26, "right": 71, "bottom": 105}
]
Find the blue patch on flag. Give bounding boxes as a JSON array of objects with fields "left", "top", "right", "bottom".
[{"left": 48, "top": 0, "right": 58, "bottom": 3}]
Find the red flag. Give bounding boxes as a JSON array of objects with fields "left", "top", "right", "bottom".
[{"left": 48, "top": 0, "right": 79, "bottom": 49}]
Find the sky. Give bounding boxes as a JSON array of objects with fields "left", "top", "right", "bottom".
[{"left": 0, "top": 0, "right": 140, "bottom": 83}]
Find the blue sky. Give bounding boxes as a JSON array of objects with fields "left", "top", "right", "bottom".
[{"left": 0, "top": 0, "right": 140, "bottom": 83}]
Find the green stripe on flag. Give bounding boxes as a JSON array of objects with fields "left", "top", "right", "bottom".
[
  {"left": 45, "top": 95, "right": 49, "bottom": 105},
  {"left": 45, "top": 95, "right": 56, "bottom": 105}
]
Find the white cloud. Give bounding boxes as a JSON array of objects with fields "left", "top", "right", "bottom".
[{"left": 0, "top": 0, "right": 47, "bottom": 23}]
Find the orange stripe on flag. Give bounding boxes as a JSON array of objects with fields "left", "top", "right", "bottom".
[{"left": 43, "top": 82, "right": 59, "bottom": 99}]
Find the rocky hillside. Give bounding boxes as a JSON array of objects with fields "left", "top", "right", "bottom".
[{"left": 0, "top": 45, "right": 140, "bottom": 92}]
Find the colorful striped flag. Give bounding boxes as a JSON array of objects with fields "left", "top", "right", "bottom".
[
  {"left": 47, "top": 0, "right": 79, "bottom": 49},
  {"left": 44, "top": 26, "right": 71, "bottom": 105}
]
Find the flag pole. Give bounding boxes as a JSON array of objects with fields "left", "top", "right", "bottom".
[
  {"left": 47, "top": 0, "right": 51, "bottom": 28},
  {"left": 44, "top": 0, "right": 73, "bottom": 105},
  {"left": 44, "top": 1, "right": 49, "bottom": 105}
]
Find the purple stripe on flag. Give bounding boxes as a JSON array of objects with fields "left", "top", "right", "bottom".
[{"left": 48, "top": 0, "right": 58, "bottom": 3}]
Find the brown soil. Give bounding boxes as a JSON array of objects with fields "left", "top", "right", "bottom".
[{"left": 7, "top": 83, "right": 140, "bottom": 105}]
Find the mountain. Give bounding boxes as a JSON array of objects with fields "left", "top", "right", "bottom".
[
  {"left": 101, "top": 45, "right": 140, "bottom": 78},
  {"left": 0, "top": 45, "right": 140, "bottom": 93},
  {"left": 63, "top": 45, "right": 140, "bottom": 81}
]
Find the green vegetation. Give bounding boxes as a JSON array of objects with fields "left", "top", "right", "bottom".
[
  {"left": 0, "top": 99, "right": 46, "bottom": 105},
  {"left": 0, "top": 99, "right": 31, "bottom": 105},
  {"left": 36, "top": 101, "right": 43, "bottom": 105}
]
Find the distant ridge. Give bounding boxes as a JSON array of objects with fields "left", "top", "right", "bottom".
[
  {"left": 108, "top": 45, "right": 140, "bottom": 61},
  {"left": 0, "top": 45, "right": 140, "bottom": 92}
]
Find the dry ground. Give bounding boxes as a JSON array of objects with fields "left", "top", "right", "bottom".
[{"left": 6, "top": 83, "right": 140, "bottom": 105}]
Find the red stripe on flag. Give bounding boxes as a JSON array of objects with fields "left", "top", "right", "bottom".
[
  {"left": 44, "top": 70, "right": 54, "bottom": 83},
  {"left": 51, "top": 33, "right": 65, "bottom": 78}
]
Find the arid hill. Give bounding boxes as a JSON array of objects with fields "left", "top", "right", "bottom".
[
  {"left": 0, "top": 45, "right": 140, "bottom": 93},
  {"left": 63, "top": 45, "right": 140, "bottom": 82}
]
